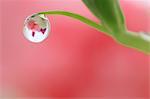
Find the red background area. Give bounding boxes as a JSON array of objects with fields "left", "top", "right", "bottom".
[{"left": 1, "top": 0, "right": 149, "bottom": 98}]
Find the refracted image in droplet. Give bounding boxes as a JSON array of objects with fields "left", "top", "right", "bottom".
[{"left": 23, "top": 14, "right": 50, "bottom": 43}]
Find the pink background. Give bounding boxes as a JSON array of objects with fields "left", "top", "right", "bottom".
[{"left": 1, "top": 0, "right": 150, "bottom": 98}]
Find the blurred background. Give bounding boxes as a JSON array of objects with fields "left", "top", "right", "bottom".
[{"left": 0, "top": 0, "right": 149, "bottom": 98}]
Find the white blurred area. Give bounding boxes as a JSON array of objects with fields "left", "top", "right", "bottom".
[{"left": 124, "top": 0, "right": 150, "bottom": 7}]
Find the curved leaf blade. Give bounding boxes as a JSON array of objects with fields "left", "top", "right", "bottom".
[{"left": 82, "top": 0, "right": 126, "bottom": 35}]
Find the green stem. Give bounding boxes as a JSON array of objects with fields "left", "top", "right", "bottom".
[
  {"left": 38, "top": 11, "right": 150, "bottom": 54},
  {"left": 38, "top": 11, "right": 112, "bottom": 36},
  {"left": 115, "top": 31, "right": 150, "bottom": 54}
]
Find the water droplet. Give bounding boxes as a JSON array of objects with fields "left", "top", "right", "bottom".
[{"left": 23, "top": 14, "right": 50, "bottom": 43}]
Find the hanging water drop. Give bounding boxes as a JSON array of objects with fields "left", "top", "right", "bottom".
[{"left": 23, "top": 14, "right": 50, "bottom": 43}]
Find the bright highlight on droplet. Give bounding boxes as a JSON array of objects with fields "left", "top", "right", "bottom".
[{"left": 23, "top": 14, "right": 50, "bottom": 43}]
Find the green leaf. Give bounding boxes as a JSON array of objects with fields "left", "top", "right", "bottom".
[{"left": 82, "top": 0, "right": 126, "bottom": 36}]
